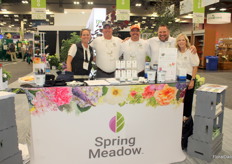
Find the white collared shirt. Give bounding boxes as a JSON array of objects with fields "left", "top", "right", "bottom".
[
  {"left": 68, "top": 43, "right": 91, "bottom": 61},
  {"left": 148, "top": 36, "right": 176, "bottom": 65},
  {"left": 121, "top": 38, "right": 149, "bottom": 72},
  {"left": 176, "top": 49, "right": 200, "bottom": 76},
  {"left": 90, "top": 36, "right": 122, "bottom": 73}
]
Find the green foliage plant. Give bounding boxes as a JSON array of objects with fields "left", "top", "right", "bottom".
[
  {"left": 60, "top": 32, "right": 81, "bottom": 62},
  {"left": 47, "top": 55, "right": 59, "bottom": 68},
  {"left": 142, "top": 0, "right": 181, "bottom": 37},
  {"left": 2, "top": 69, "right": 12, "bottom": 82}
]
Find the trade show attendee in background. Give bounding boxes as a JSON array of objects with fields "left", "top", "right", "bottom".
[
  {"left": 66, "top": 29, "right": 94, "bottom": 78},
  {"left": 25, "top": 44, "right": 33, "bottom": 64},
  {"left": 121, "top": 24, "right": 149, "bottom": 77},
  {"left": 8, "top": 43, "right": 17, "bottom": 62},
  {"left": 21, "top": 43, "right": 27, "bottom": 61},
  {"left": 90, "top": 21, "right": 122, "bottom": 78},
  {"left": 175, "top": 33, "right": 200, "bottom": 150},
  {"left": 148, "top": 25, "right": 196, "bottom": 66}
]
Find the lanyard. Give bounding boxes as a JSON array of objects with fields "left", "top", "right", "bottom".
[{"left": 84, "top": 50, "right": 88, "bottom": 62}]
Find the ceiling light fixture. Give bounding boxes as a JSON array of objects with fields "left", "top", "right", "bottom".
[
  {"left": 209, "top": 7, "right": 216, "bottom": 11},
  {"left": 220, "top": 8, "right": 227, "bottom": 11},
  {"left": 14, "top": 15, "right": 19, "bottom": 17},
  {"left": 1, "top": 9, "right": 7, "bottom": 12},
  {"left": 22, "top": 1, "right": 29, "bottom": 4},
  {"left": 135, "top": 3, "right": 141, "bottom": 7},
  {"left": 14, "top": 19, "right": 19, "bottom": 21},
  {"left": 87, "top": 2, "right": 93, "bottom": 5},
  {"left": 4, "top": 15, "right": 9, "bottom": 17},
  {"left": 74, "top": 1, "right": 80, "bottom": 5}
]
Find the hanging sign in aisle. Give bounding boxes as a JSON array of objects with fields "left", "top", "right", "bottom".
[
  {"left": 202, "top": 0, "right": 219, "bottom": 7},
  {"left": 207, "top": 12, "right": 231, "bottom": 24},
  {"left": 193, "top": 0, "right": 205, "bottom": 24},
  {"left": 116, "top": 0, "right": 130, "bottom": 21},
  {"left": 31, "top": 0, "right": 46, "bottom": 20}
]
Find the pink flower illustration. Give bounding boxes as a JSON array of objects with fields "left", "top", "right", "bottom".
[
  {"left": 142, "top": 85, "right": 155, "bottom": 99},
  {"left": 52, "top": 87, "right": 72, "bottom": 106},
  {"left": 130, "top": 90, "right": 137, "bottom": 97},
  {"left": 142, "top": 84, "right": 165, "bottom": 99}
]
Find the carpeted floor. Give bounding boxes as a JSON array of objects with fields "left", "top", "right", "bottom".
[{"left": 198, "top": 69, "right": 232, "bottom": 109}]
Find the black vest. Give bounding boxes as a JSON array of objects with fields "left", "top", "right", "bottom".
[{"left": 71, "top": 42, "right": 94, "bottom": 75}]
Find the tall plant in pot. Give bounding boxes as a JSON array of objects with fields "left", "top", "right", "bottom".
[{"left": 60, "top": 32, "right": 81, "bottom": 62}]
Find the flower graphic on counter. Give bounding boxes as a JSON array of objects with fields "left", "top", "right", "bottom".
[
  {"left": 72, "top": 86, "right": 104, "bottom": 112},
  {"left": 103, "top": 86, "right": 129, "bottom": 105},
  {"left": 25, "top": 82, "right": 186, "bottom": 115},
  {"left": 25, "top": 87, "right": 72, "bottom": 115},
  {"left": 154, "top": 84, "right": 177, "bottom": 106},
  {"left": 109, "top": 112, "right": 125, "bottom": 133}
]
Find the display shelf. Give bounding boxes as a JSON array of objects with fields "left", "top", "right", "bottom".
[
  {"left": 216, "top": 38, "right": 232, "bottom": 70},
  {"left": 194, "top": 35, "right": 205, "bottom": 68},
  {"left": 187, "top": 85, "right": 227, "bottom": 162},
  {"left": 0, "top": 92, "right": 23, "bottom": 164}
]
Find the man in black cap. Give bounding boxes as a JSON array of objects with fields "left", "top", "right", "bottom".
[{"left": 90, "top": 21, "right": 122, "bottom": 78}]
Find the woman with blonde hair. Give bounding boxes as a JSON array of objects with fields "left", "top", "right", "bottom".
[{"left": 176, "top": 33, "right": 200, "bottom": 150}]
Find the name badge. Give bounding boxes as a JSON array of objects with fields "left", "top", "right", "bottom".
[{"left": 83, "top": 62, "right": 89, "bottom": 70}]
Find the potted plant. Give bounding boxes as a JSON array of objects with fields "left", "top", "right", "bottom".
[
  {"left": 2, "top": 69, "right": 12, "bottom": 89},
  {"left": 47, "top": 55, "right": 60, "bottom": 70}
]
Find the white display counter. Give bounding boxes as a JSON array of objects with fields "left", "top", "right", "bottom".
[{"left": 24, "top": 83, "right": 187, "bottom": 164}]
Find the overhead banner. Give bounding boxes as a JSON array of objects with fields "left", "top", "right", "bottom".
[
  {"left": 1, "top": 27, "right": 20, "bottom": 33},
  {"left": 207, "top": 12, "right": 231, "bottom": 24},
  {"left": 193, "top": 0, "right": 205, "bottom": 24},
  {"left": 180, "top": 0, "right": 193, "bottom": 15},
  {"left": 116, "top": 0, "right": 130, "bottom": 21},
  {"left": 31, "top": 0, "right": 46, "bottom": 20},
  {"left": 202, "top": 0, "right": 219, "bottom": 7}
]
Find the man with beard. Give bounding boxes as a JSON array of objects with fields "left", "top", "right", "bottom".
[
  {"left": 121, "top": 24, "right": 149, "bottom": 77},
  {"left": 148, "top": 25, "right": 196, "bottom": 66},
  {"left": 90, "top": 21, "right": 122, "bottom": 78}
]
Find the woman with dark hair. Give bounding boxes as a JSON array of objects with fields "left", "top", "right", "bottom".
[{"left": 66, "top": 29, "right": 94, "bottom": 79}]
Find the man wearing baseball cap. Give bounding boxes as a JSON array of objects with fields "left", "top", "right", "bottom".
[
  {"left": 121, "top": 24, "right": 150, "bottom": 77},
  {"left": 90, "top": 21, "right": 122, "bottom": 78}
]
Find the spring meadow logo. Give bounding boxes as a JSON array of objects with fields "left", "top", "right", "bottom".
[
  {"left": 88, "top": 112, "right": 143, "bottom": 159},
  {"left": 109, "top": 112, "right": 125, "bottom": 133}
]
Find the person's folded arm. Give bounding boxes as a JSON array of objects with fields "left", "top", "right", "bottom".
[{"left": 66, "top": 55, "right": 73, "bottom": 72}]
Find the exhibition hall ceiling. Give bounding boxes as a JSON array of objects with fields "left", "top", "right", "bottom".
[{"left": 0, "top": 0, "right": 232, "bottom": 30}]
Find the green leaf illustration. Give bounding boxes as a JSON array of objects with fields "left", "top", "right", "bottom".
[
  {"left": 28, "top": 90, "right": 39, "bottom": 96},
  {"left": 77, "top": 104, "right": 91, "bottom": 112},
  {"left": 102, "top": 86, "right": 108, "bottom": 96},
  {"left": 116, "top": 112, "right": 125, "bottom": 132}
]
